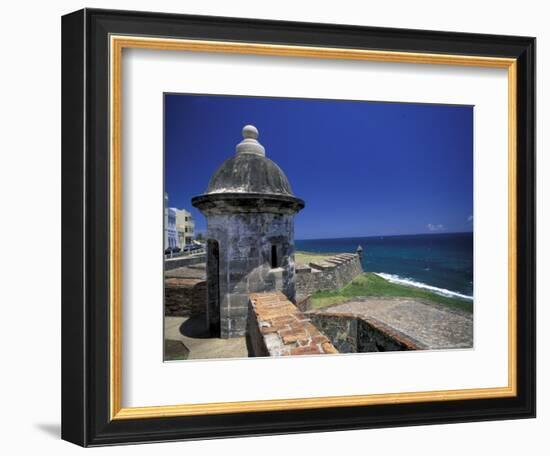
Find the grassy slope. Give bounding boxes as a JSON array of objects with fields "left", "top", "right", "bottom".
[{"left": 310, "top": 272, "right": 473, "bottom": 313}]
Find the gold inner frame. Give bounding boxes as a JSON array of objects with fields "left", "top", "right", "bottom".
[{"left": 109, "top": 35, "right": 518, "bottom": 420}]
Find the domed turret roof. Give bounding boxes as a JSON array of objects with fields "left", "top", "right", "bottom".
[
  {"left": 206, "top": 125, "right": 293, "bottom": 196},
  {"left": 192, "top": 125, "right": 304, "bottom": 215}
]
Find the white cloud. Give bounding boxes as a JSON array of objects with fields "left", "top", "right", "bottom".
[{"left": 427, "top": 223, "right": 444, "bottom": 232}]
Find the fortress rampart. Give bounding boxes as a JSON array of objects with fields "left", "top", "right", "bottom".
[
  {"left": 164, "top": 278, "right": 206, "bottom": 317},
  {"left": 247, "top": 292, "right": 338, "bottom": 357},
  {"left": 165, "top": 252, "right": 206, "bottom": 271},
  {"left": 307, "top": 310, "right": 424, "bottom": 352},
  {"left": 246, "top": 291, "right": 423, "bottom": 356},
  {"left": 295, "top": 253, "right": 363, "bottom": 298}
]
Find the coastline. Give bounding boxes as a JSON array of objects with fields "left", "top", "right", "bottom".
[
  {"left": 295, "top": 250, "right": 473, "bottom": 313},
  {"left": 374, "top": 272, "right": 473, "bottom": 301},
  {"left": 295, "top": 232, "right": 473, "bottom": 298}
]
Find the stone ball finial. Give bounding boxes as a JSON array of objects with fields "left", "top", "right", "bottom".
[
  {"left": 242, "top": 124, "right": 259, "bottom": 140},
  {"left": 236, "top": 124, "right": 265, "bottom": 156}
]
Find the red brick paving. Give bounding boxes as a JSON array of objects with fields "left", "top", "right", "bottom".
[{"left": 249, "top": 292, "right": 338, "bottom": 356}]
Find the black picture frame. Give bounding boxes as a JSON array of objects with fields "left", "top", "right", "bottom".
[{"left": 62, "top": 8, "right": 536, "bottom": 447}]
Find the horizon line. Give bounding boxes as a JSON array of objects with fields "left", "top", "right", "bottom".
[{"left": 295, "top": 231, "right": 473, "bottom": 242}]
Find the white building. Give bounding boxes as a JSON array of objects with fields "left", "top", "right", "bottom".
[
  {"left": 173, "top": 208, "right": 195, "bottom": 247},
  {"left": 164, "top": 193, "right": 179, "bottom": 251}
]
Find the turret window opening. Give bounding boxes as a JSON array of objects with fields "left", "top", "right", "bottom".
[{"left": 271, "top": 244, "right": 279, "bottom": 269}]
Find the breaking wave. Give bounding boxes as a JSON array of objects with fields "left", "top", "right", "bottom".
[{"left": 375, "top": 273, "right": 473, "bottom": 301}]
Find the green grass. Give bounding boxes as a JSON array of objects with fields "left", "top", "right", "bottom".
[
  {"left": 310, "top": 272, "right": 473, "bottom": 313},
  {"left": 295, "top": 251, "right": 334, "bottom": 265}
]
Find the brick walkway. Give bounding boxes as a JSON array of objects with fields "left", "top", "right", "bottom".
[{"left": 321, "top": 298, "right": 473, "bottom": 349}]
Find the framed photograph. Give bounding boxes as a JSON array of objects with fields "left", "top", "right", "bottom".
[{"left": 61, "top": 8, "right": 535, "bottom": 446}]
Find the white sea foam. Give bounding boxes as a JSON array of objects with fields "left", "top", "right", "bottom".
[{"left": 374, "top": 273, "right": 473, "bottom": 301}]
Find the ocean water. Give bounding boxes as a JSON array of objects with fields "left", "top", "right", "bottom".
[{"left": 295, "top": 232, "right": 473, "bottom": 300}]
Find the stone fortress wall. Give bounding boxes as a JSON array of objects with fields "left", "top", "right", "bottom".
[
  {"left": 295, "top": 253, "right": 363, "bottom": 299},
  {"left": 165, "top": 252, "right": 364, "bottom": 318},
  {"left": 247, "top": 292, "right": 339, "bottom": 357},
  {"left": 163, "top": 124, "right": 426, "bottom": 357},
  {"left": 165, "top": 252, "right": 206, "bottom": 271},
  {"left": 165, "top": 278, "right": 206, "bottom": 317},
  {"left": 246, "top": 292, "right": 421, "bottom": 357},
  {"left": 164, "top": 253, "right": 425, "bottom": 356},
  {"left": 164, "top": 263, "right": 207, "bottom": 317},
  {"left": 307, "top": 311, "right": 423, "bottom": 353}
]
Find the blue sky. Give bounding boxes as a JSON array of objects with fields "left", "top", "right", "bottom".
[{"left": 165, "top": 94, "right": 473, "bottom": 240}]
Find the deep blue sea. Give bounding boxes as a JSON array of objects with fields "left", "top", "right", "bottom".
[{"left": 295, "top": 232, "right": 473, "bottom": 300}]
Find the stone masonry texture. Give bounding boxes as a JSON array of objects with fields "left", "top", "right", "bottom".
[
  {"left": 247, "top": 291, "right": 338, "bottom": 357},
  {"left": 207, "top": 212, "right": 297, "bottom": 338},
  {"left": 295, "top": 253, "right": 363, "bottom": 300},
  {"left": 321, "top": 298, "right": 473, "bottom": 349},
  {"left": 308, "top": 310, "right": 423, "bottom": 352},
  {"left": 164, "top": 278, "right": 207, "bottom": 317}
]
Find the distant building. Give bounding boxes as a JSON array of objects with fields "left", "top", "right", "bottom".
[
  {"left": 173, "top": 208, "right": 195, "bottom": 247},
  {"left": 164, "top": 193, "right": 179, "bottom": 250}
]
